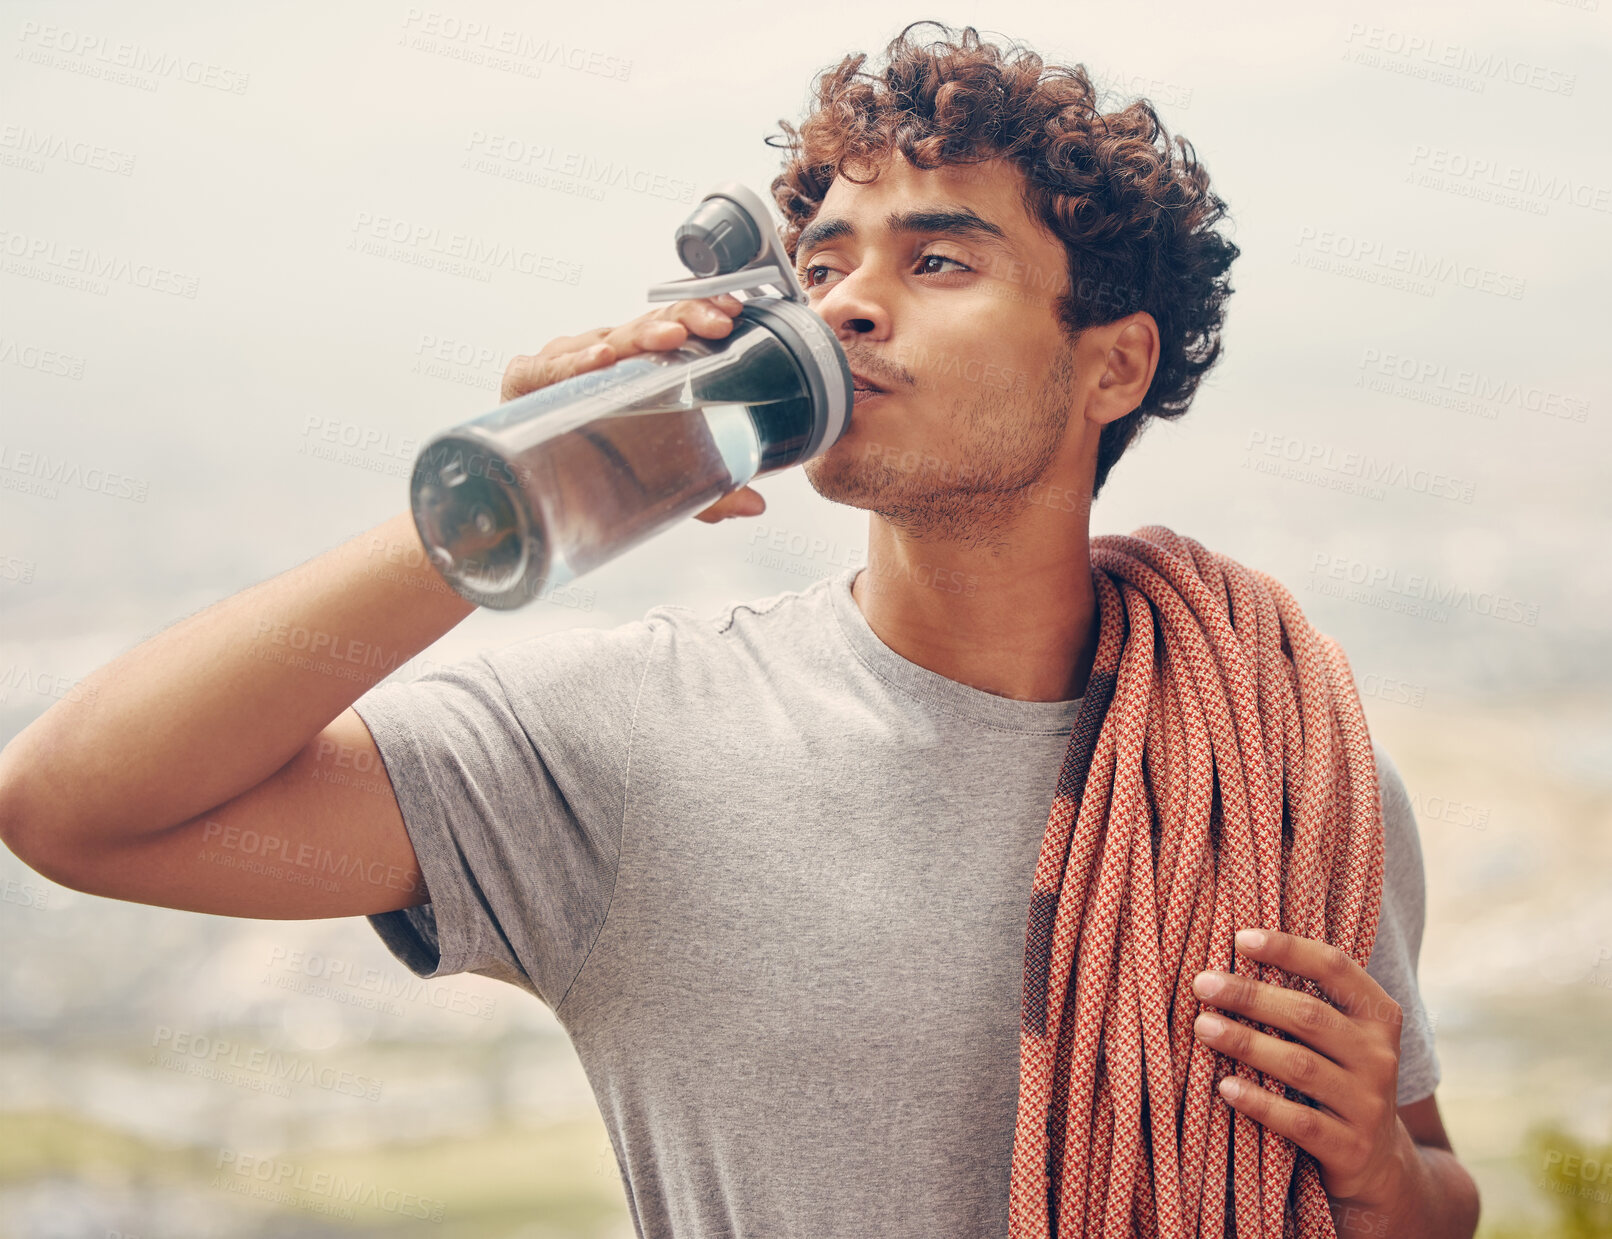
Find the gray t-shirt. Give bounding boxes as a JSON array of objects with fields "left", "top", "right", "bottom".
[{"left": 352, "top": 564, "right": 1442, "bottom": 1239}]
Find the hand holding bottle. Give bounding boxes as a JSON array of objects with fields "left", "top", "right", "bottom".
[{"left": 498, "top": 294, "right": 767, "bottom": 523}]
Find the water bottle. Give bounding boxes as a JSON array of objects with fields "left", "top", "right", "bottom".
[{"left": 408, "top": 180, "right": 853, "bottom": 610}]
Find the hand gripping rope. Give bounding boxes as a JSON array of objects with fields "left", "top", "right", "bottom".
[{"left": 1009, "top": 525, "right": 1385, "bottom": 1238}]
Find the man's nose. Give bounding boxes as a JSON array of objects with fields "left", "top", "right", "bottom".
[{"left": 814, "top": 275, "right": 886, "bottom": 340}]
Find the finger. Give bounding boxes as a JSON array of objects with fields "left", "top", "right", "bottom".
[
  {"left": 503, "top": 295, "right": 744, "bottom": 403},
  {"left": 1192, "top": 969, "right": 1355, "bottom": 1065},
  {"left": 500, "top": 340, "right": 614, "bottom": 403},
  {"left": 533, "top": 327, "right": 614, "bottom": 360},
  {"left": 605, "top": 295, "right": 742, "bottom": 360},
  {"left": 1233, "top": 928, "right": 1399, "bottom": 1032},
  {"left": 1216, "top": 1074, "right": 1352, "bottom": 1166},
  {"left": 693, "top": 485, "right": 766, "bottom": 524},
  {"left": 1194, "top": 1011, "right": 1358, "bottom": 1120},
  {"left": 647, "top": 298, "right": 741, "bottom": 345}
]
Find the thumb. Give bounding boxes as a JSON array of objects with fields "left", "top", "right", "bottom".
[
  {"left": 728, "top": 486, "right": 765, "bottom": 517},
  {"left": 693, "top": 485, "right": 766, "bottom": 523}
]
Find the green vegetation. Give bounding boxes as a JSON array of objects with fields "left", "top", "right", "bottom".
[
  {"left": 0, "top": 1108, "right": 633, "bottom": 1237},
  {"left": 1479, "top": 1124, "right": 1612, "bottom": 1239}
]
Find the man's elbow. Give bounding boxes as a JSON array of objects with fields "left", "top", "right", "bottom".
[{"left": 1423, "top": 1141, "right": 1481, "bottom": 1239}]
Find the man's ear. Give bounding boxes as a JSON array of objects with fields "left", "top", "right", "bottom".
[{"left": 1087, "top": 312, "right": 1160, "bottom": 426}]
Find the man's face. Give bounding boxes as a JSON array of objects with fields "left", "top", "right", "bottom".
[{"left": 796, "top": 150, "right": 1087, "bottom": 545}]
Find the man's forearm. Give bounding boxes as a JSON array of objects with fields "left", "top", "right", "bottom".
[
  {"left": 1332, "top": 1130, "right": 1480, "bottom": 1239},
  {"left": 0, "top": 511, "right": 475, "bottom": 852}
]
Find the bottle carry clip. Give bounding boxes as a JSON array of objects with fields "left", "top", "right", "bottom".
[{"left": 644, "top": 180, "right": 808, "bottom": 307}]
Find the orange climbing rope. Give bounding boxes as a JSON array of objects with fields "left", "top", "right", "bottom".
[{"left": 1009, "top": 525, "right": 1385, "bottom": 1239}]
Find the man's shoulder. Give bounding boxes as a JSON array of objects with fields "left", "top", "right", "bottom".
[
  {"left": 1371, "top": 739, "right": 1424, "bottom": 866},
  {"left": 480, "top": 569, "right": 847, "bottom": 687},
  {"left": 1366, "top": 735, "right": 1430, "bottom": 952},
  {"left": 1372, "top": 738, "right": 1410, "bottom": 823}
]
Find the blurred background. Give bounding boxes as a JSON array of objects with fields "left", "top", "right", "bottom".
[{"left": 2, "top": 1, "right": 1608, "bottom": 1236}]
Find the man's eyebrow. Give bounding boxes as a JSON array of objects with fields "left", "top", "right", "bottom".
[{"left": 794, "top": 206, "right": 1014, "bottom": 263}]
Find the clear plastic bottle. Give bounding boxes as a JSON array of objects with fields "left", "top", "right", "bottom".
[{"left": 410, "top": 294, "right": 850, "bottom": 609}]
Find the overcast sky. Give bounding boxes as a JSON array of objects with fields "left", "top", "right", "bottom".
[{"left": 2, "top": 0, "right": 1607, "bottom": 738}]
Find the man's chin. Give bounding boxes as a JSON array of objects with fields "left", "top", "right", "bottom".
[{"left": 802, "top": 451, "right": 886, "bottom": 511}]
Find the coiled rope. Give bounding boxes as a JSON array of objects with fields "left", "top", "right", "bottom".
[{"left": 1009, "top": 526, "right": 1385, "bottom": 1238}]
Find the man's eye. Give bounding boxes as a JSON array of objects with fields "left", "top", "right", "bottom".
[
  {"left": 916, "top": 253, "right": 971, "bottom": 275},
  {"left": 799, "top": 254, "right": 972, "bottom": 292}
]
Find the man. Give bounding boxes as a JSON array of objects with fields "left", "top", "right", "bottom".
[{"left": 0, "top": 20, "right": 1477, "bottom": 1238}]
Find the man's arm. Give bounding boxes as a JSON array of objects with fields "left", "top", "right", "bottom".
[
  {"left": 0, "top": 294, "right": 755, "bottom": 920},
  {"left": 0, "top": 510, "right": 474, "bottom": 919},
  {"left": 1327, "top": 1093, "right": 1480, "bottom": 1239}
]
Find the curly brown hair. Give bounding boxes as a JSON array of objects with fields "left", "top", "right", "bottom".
[{"left": 765, "top": 21, "right": 1240, "bottom": 499}]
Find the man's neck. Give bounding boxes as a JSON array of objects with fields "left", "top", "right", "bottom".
[{"left": 850, "top": 517, "right": 1100, "bottom": 703}]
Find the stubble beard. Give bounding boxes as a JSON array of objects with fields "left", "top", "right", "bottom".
[{"left": 804, "top": 344, "right": 1078, "bottom": 553}]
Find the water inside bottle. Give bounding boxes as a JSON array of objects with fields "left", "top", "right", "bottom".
[
  {"left": 412, "top": 315, "right": 810, "bottom": 608},
  {"left": 414, "top": 398, "right": 764, "bottom": 605}
]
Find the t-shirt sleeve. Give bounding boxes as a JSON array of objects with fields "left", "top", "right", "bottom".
[
  {"left": 1363, "top": 738, "right": 1443, "bottom": 1106},
  {"left": 349, "top": 614, "right": 662, "bottom": 1011}
]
